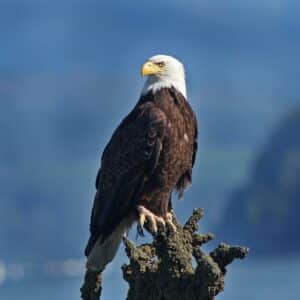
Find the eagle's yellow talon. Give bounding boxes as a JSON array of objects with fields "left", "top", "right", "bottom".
[
  {"left": 165, "top": 212, "right": 177, "bottom": 233},
  {"left": 137, "top": 205, "right": 166, "bottom": 234}
]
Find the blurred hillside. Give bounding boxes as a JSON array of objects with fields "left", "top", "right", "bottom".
[
  {"left": 0, "top": 0, "right": 300, "bottom": 284},
  {"left": 216, "top": 108, "right": 300, "bottom": 255}
]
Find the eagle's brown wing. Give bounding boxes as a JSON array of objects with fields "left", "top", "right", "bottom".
[
  {"left": 170, "top": 88, "right": 198, "bottom": 198},
  {"left": 85, "top": 102, "right": 166, "bottom": 256}
]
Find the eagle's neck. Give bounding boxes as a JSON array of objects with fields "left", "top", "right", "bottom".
[{"left": 142, "top": 74, "right": 187, "bottom": 99}]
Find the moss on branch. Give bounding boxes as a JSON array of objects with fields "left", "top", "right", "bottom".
[
  {"left": 122, "top": 208, "right": 249, "bottom": 300},
  {"left": 81, "top": 208, "right": 249, "bottom": 300}
]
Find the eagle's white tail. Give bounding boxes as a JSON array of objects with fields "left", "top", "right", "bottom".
[{"left": 86, "top": 221, "right": 127, "bottom": 272}]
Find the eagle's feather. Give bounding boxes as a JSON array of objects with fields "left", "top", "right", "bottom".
[{"left": 85, "top": 102, "right": 167, "bottom": 257}]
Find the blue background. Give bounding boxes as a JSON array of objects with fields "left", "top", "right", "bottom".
[{"left": 1, "top": 0, "right": 299, "bottom": 299}]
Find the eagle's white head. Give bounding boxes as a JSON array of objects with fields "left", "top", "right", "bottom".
[{"left": 141, "top": 54, "right": 187, "bottom": 98}]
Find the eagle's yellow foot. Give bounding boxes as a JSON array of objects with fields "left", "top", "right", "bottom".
[
  {"left": 165, "top": 212, "right": 177, "bottom": 233},
  {"left": 137, "top": 205, "right": 165, "bottom": 235}
]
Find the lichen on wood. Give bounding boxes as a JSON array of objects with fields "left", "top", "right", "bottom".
[
  {"left": 81, "top": 208, "right": 248, "bottom": 300},
  {"left": 81, "top": 270, "right": 102, "bottom": 300},
  {"left": 122, "top": 208, "right": 248, "bottom": 300}
]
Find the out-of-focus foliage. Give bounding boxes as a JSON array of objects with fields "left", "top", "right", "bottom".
[{"left": 217, "top": 108, "right": 300, "bottom": 255}]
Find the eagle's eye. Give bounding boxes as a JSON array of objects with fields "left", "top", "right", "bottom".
[{"left": 156, "top": 62, "right": 165, "bottom": 68}]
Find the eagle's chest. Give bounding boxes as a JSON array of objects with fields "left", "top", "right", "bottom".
[
  {"left": 163, "top": 115, "right": 192, "bottom": 166},
  {"left": 137, "top": 88, "right": 196, "bottom": 215},
  {"left": 140, "top": 106, "right": 194, "bottom": 213},
  {"left": 156, "top": 104, "right": 194, "bottom": 184}
]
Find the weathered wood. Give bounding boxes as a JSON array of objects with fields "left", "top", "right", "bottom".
[
  {"left": 122, "top": 209, "right": 248, "bottom": 300},
  {"left": 81, "top": 208, "right": 248, "bottom": 300},
  {"left": 80, "top": 270, "right": 102, "bottom": 300}
]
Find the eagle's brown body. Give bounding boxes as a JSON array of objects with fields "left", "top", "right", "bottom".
[
  {"left": 137, "top": 87, "right": 197, "bottom": 215},
  {"left": 86, "top": 88, "right": 197, "bottom": 255},
  {"left": 85, "top": 86, "right": 198, "bottom": 270}
]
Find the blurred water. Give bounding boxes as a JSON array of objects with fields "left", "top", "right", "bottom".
[
  {"left": 1, "top": 1, "right": 300, "bottom": 299},
  {"left": 0, "top": 257, "right": 298, "bottom": 299}
]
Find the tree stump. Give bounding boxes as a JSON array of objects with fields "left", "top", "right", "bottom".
[
  {"left": 81, "top": 208, "right": 249, "bottom": 300},
  {"left": 122, "top": 209, "right": 248, "bottom": 300}
]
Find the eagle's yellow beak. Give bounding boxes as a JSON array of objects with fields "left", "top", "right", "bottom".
[{"left": 141, "top": 61, "right": 162, "bottom": 77}]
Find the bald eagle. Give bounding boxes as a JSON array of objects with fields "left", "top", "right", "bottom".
[{"left": 85, "top": 55, "right": 198, "bottom": 272}]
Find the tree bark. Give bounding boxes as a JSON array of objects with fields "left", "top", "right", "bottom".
[
  {"left": 81, "top": 270, "right": 102, "bottom": 300},
  {"left": 81, "top": 208, "right": 249, "bottom": 300}
]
